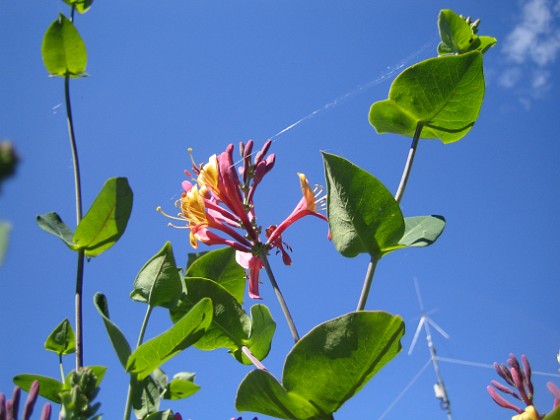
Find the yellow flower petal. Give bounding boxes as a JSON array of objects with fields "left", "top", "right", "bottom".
[{"left": 298, "top": 172, "right": 316, "bottom": 211}]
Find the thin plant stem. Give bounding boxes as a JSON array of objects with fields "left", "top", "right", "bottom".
[
  {"left": 241, "top": 346, "right": 267, "bottom": 371},
  {"left": 64, "top": 70, "right": 85, "bottom": 370},
  {"left": 124, "top": 305, "right": 153, "bottom": 420},
  {"left": 356, "top": 257, "right": 379, "bottom": 311},
  {"left": 260, "top": 251, "right": 300, "bottom": 343},
  {"left": 58, "top": 354, "right": 65, "bottom": 383},
  {"left": 394, "top": 122, "right": 424, "bottom": 204}
]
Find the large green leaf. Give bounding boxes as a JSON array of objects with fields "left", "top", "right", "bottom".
[
  {"left": 93, "top": 293, "right": 132, "bottom": 368},
  {"left": 127, "top": 298, "right": 212, "bottom": 380},
  {"left": 186, "top": 247, "right": 246, "bottom": 303},
  {"left": 130, "top": 242, "right": 183, "bottom": 308},
  {"left": 41, "top": 14, "right": 87, "bottom": 77},
  {"left": 369, "top": 51, "right": 485, "bottom": 143},
  {"left": 437, "top": 9, "right": 496, "bottom": 55},
  {"left": 44, "top": 318, "right": 76, "bottom": 355},
  {"left": 322, "top": 152, "right": 404, "bottom": 259},
  {"left": 236, "top": 311, "right": 404, "bottom": 419},
  {"left": 170, "top": 277, "right": 275, "bottom": 364},
  {"left": 13, "top": 374, "right": 63, "bottom": 403},
  {"left": 73, "top": 177, "right": 133, "bottom": 257},
  {"left": 36, "top": 212, "right": 75, "bottom": 247}
]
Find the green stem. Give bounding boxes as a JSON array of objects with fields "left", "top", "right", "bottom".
[
  {"left": 260, "top": 251, "right": 300, "bottom": 343},
  {"left": 394, "top": 122, "right": 423, "bottom": 204},
  {"left": 64, "top": 71, "right": 85, "bottom": 370},
  {"left": 123, "top": 305, "right": 153, "bottom": 420},
  {"left": 58, "top": 354, "right": 65, "bottom": 383},
  {"left": 356, "top": 257, "right": 378, "bottom": 311}
]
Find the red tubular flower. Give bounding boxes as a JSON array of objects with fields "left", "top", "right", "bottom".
[{"left": 161, "top": 141, "right": 327, "bottom": 299}]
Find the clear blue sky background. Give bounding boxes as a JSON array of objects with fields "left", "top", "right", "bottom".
[{"left": 1, "top": 0, "right": 560, "bottom": 419}]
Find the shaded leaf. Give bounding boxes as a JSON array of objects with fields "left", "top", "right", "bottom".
[
  {"left": 73, "top": 177, "right": 133, "bottom": 257},
  {"left": 369, "top": 51, "right": 485, "bottom": 143},
  {"left": 163, "top": 372, "right": 200, "bottom": 400},
  {"left": 44, "top": 318, "right": 76, "bottom": 355},
  {"left": 41, "top": 14, "right": 87, "bottom": 77},
  {"left": 93, "top": 293, "right": 132, "bottom": 368},
  {"left": 398, "top": 215, "right": 446, "bottom": 248},
  {"left": 36, "top": 212, "right": 75, "bottom": 247},
  {"left": 186, "top": 247, "right": 246, "bottom": 303},
  {"left": 236, "top": 311, "right": 404, "bottom": 419},
  {"left": 322, "top": 152, "right": 404, "bottom": 259},
  {"left": 130, "top": 242, "right": 183, "bottom": 308},
  {"left": 132, "top": 375, "right": 163, "bottom": 418},
  {"left": 127, "top": 298, "right": 212, "bottom": 380},
  {"left": 145, "top": 410, "right": 176, "bottom": 420},
  {"left": 13, "top": 374, "right": 63, "bottom": 403}
]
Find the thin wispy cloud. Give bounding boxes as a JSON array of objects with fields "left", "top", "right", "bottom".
[{"left": 499, "top": 0, "right": 560, "bottom": 105}]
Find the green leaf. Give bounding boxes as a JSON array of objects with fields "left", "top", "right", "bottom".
[
  {"left": 41, "top": 14, "right": 87, "bottom": 77},
  {"left": 13, "top": 374, "right": 63, "bottom": 403},
  {"left": 186, "top": 247, "right": 246, "bottom": 303},
  {"left": 369, "top": 51, "right": 485, "bottom": 144},
  {"left": 170, "top": 278, "right": 275, "bottom": 364},
  {"left": 163, "top": 372, "right": 201, "bottom": 400},
  {"left": 144, "top": 410, "right": 176, "bottom": 420},
  {"left": 0, "top": 221, "right": 11, "bottom": 265},
  {"left": 545, "top": 404, "right": 560, "bottom": 420},
  {"left": 398, "top": 215, "right": 446, "bottom": 248},
  {"left": 127, "top": 298, "right": 213, "bottom": 380},
  {"left": 62, "top": 0, "right": 94, "bottom": 14},
  {"left": 437, "top": 9, "right": 496, "bottom": 55},
  {"left": 44, "top": 318, "right": 76, "bottom": 355},
  {"left": 73, "top": 177, "right": 133, "bottom": 257},
  {"left": 36, "top": 212, "right": 75, "bottom": 247},
  {"left": 93, "top": 293, "right": 132, "bottom": 368},
  {"left": 236, "top": 311, "right": 404, "bottom": 419},
  {"left": 130, "top": 242, "right": 183, "bottom": 308},
  {"left": 131, "top": 374, "right": 163, "bottom": 418},
  {"left": 322, "top": 152, "right": 404, "bottom": 259}
]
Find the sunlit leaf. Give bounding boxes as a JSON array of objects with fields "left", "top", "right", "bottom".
[
  {"left": 130, "top": 242, "right": 183, "bottom": 308},
  {"left": 437, "top": 9, "right": 496, "bottom": 55},
  {"left": 36, "top": 212, "right": 75, "bottom": 247},
  {"left": 93, "top": 293, "right": 132, "bottom": 368},
  {"left": 186, "top": 247, "right": 246, "bottom": 303},
  {"left": 13, "top": 374, "right": 63, "bottom": 403},
  {"left": 62, "top": 0, "right": 94, "bottom": 14},
  {"left": 322, "top": 152, "right": 404, "bottom": 259},
  {"left": 236, "top": 311, "right": 404, "bottom": 419},
  {"left": 41, "top": 14, "right": 87, "bottom": 77},
  {"left": 73, "top": 177, "right": 133, "bottom": 257},
  {"left": 369, "top": 51, "right": 485, "bottom": 143},
  {"left": 127, "top": 298, "right": 212, "bottom": 380},
  {"left": 44, "top": 318, "right": 76, "bottom": 355},
  {"left": 163, "top": 372, "right": 200, "bottom": 400}
]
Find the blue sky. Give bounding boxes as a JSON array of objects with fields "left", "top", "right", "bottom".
[{"left": 1, "top": 0, "right": 560, "bottom": 419}]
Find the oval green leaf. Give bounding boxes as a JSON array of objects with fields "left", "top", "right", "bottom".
[
  {"left": 13, "top": 374, "right": 63, "bottom": 403},
  {"left": 437, "top": 9, "right": 496, "bottom": 55},
  {"left": 163, "top": 372, "right": 200, "bottom": 400},
  {"left": 236, "top": 311, "right": 405, "bottom": 419},
  {"left": 369, "top": 51, "right": 485, "bottom": 144},
  {"left": 130, "top": 242, "right": 183, "bottom": 308},
  {"left": 73, "top": 177, "right": 133, "bottom": 257},
  {"left": 322, "top": 152, "right": 404, "bottom": 259},
  {"left": 44, "top": 318, "right": 76, "bottom": 355},
  {"left": 93, "top": 293, "right": 132, "bottom": 368},
  {"left": 127, "top": 298, "right": 213, "bottom": 380},
  {"left": 41, "top": 14, "right": 87, "bottom": 77},
  {"left": 398, "top": 215, "right": 446, "bottom": 248},
  {"left": 186, "top": 247, "right": 246, "bottom": 303},
  {"left": 36, "top": 212, "right": 75, "bottom": 247}
]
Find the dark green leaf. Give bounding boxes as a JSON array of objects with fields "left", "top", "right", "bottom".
[
  {"left": 44, "top": 318, "right": 76, "bottom": 355},
  {"left": 63, "top": 0, "right": 94, "bottom": 14},
  {"left": 13, "top": 374, "right": 63, "bottom": 403},
  {"left": 93, "top": 293, "right": 132, "bottom": 368},
  {"left": 73, "top": 177, "right": 133, "bottom": 257},
  {"left": 130, "top": 242, "right": 183, "bottom": 308},
  {"left": 41, "top": 14, "right": 87, "bottom": 77},
  {"left": 36, "top": 212, "right": 75, "bottom": 247},
  {"left": 163, "top": 372, "right": 200, "bottom": 400},
  {"left": 398, "top": 215, "right": 446, "bottom": 248},
  {"left": 369, "top": 51, "right": 485, "bottom": 143},
  {"left": 132, "top": 375, "right": 163, "bottom": 418},
  {"left": 127, "top": 298, "right": 212, "bottom": 380},
  {"left": 322, "top": 153, "right": 404, "bottom": 259},
  {"left": 186, "top": 247, "right": 246, "bottom": 303},
  {"left": 236, "top": 311, "right": 404, "bottom": 419}
]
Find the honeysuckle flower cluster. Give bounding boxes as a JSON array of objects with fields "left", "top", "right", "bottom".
[
  {"left": 487, "top": 353, "right": 560, "bottom": 419},
  {"left": 159, "top": 140, "right": 327, "bottom": 299}
]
